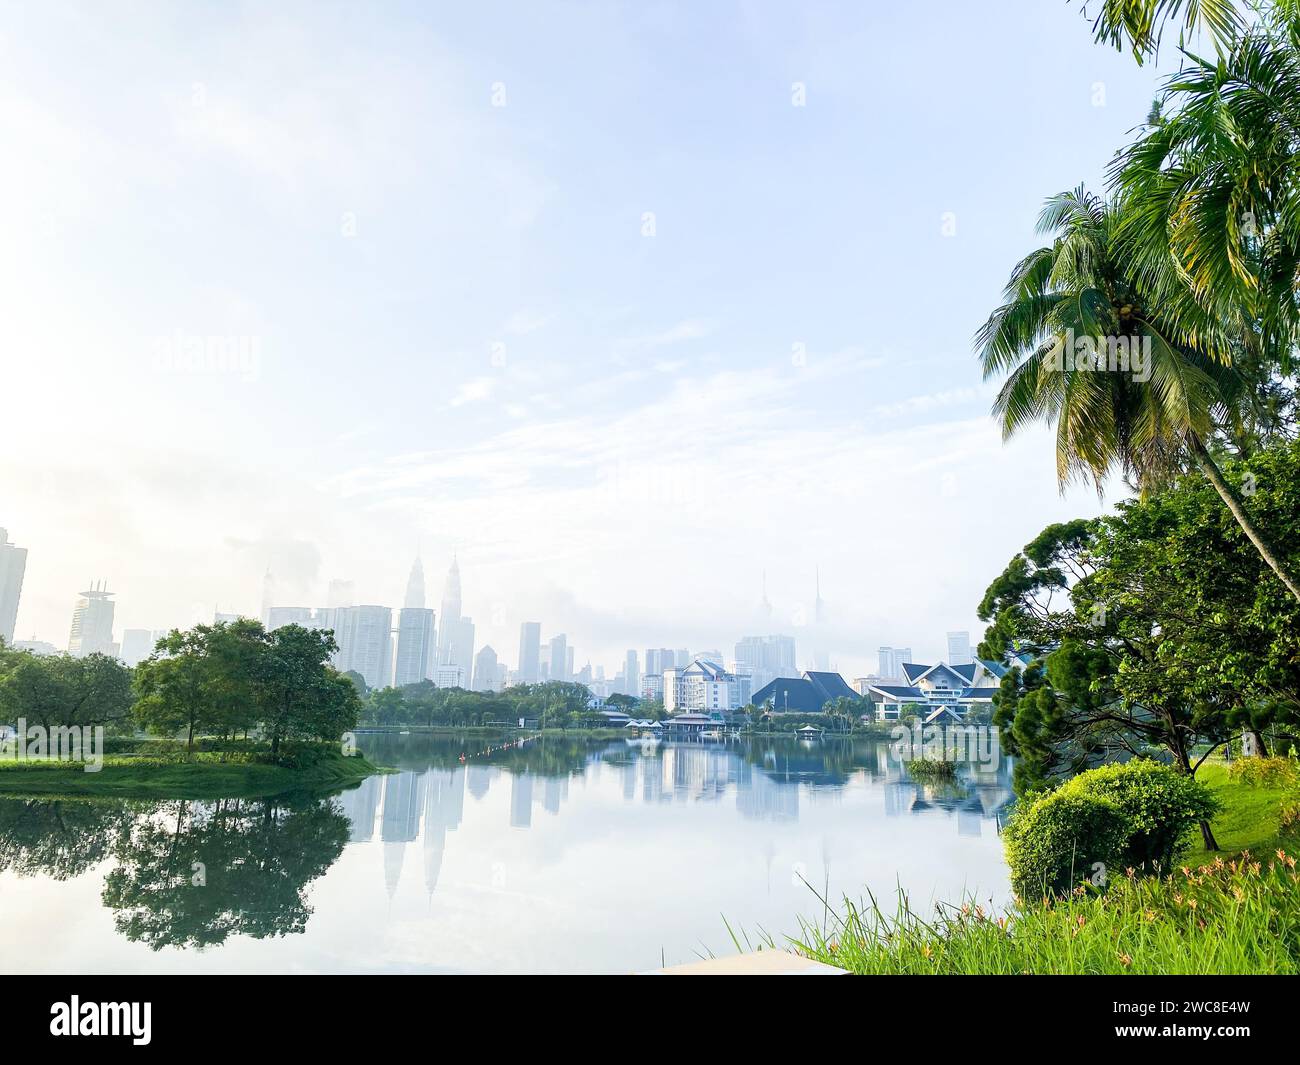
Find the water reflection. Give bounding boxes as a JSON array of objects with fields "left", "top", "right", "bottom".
[{"left": 0, "top": 734, "right": 1014, "bottom": 971}]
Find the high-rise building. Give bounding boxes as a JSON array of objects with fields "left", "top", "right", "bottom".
[
  {"left": 334, "top": 605, "right": 393, "bottom": 690},
  {"left": 473, "top": 645, "right": 500, "bottom": 691},
  {"left": 566, "top": 645, "right": 574, "bottom": 680},
  {"left": 946, "top": 630, "right": 973, "bottom": 666},
  {"left": 433, "top": 664, "right": 465, "bottom": 688},
  {"left": 260, "top": 568, "right": 275, "bottom": 625},
  {"left": 518, "top": 621, "right": 541, "bottom": 683},
  {"left": 394, "top": 555, "right": 436, "bottom": 688},
  {"left": 69, "top": 582, "right": 116, "bottom": 657},
  {"left": 437, "top": 556, "right": 463, "bottom": 666},
  {"left": 119, "top": 628, "right": 157, "bottom": 667},
  {"left": 877, "top": 646, "right": 912, "bottom": 681},
  {"left": 549, "top": 634, "right": 568, "bottom": 682},
  {"left": 395, "top": 608, "right": 436, "bottom": 688},
  {"left": 0, "top": 528, "right": 27, "bottom": 646},
  {"left": 734, "top": 634, "right": 798, "bottom": 691},
  {"left": 403, "top": 555, "right": 425, "bottom": 609},
  {"left": 623, "top": 650, "right": 639, "bottom": 697}
]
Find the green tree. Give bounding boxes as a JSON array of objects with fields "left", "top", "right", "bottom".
[
  {"left": 977, "top": 187, "right": 1300, "bottom": 602},
  {"left": 0, "top": 651, "right": 133, "bottom": 732},
  {"left": 134, "top": 627, "right": 217, "bottom": 753}
]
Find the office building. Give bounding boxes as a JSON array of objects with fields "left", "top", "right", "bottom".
[
  {"left": 69, "top": 582, "right": 116, "bottom": 657},
  {"left": 733, "top": 634, "right": 798, "bottom": 691},
  {"left": 518, "top": 621, "right": 541, "bottom": 683},
  {"left": 0, "top": 528, "right": 28, "bottom": 646},
  {"left": 877, "top": 646, "right": 913, "bottom": 682},
  {"left": 946, "top": 630, "right": 973, "bottom": 666},
  {"left": 334, "top": 605, "right": 393, "bottom": 690}
]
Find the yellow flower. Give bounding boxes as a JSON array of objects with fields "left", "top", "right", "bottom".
[{"left": 1118, "top": 953, "right": 1132, "bottom": 967}]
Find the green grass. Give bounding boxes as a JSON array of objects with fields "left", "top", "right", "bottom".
[
  {"left": 1192, "top": 762, "right": 1294, "bottom": 856},
  {"left": 782, "top": 850, "right": 1300, "bottom": 974},
  {"left": 765, "top": 758, "right": 1300, "bottom": 974},
  {"left": 0, "top": 747, "right": 383, "bottom": 799}
]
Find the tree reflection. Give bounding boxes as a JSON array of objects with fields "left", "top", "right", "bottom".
[{"left": 0, "top": 794, "right": 349, "bottom": 950}]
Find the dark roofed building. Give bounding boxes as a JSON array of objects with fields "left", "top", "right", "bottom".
[{"left": 751, "top": 670, "right": 861, "bottom": 714}]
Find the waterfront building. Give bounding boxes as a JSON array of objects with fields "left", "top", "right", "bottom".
[
  {"left": 0, "top": 528, "right": 28, "bottom": 646},
  {"left": 68, "top": 582, "right": 115, "bottom": 657},
  {"left": 860, "top": 659, "right": 1006, "bottom": 721},
  {"left": 751, "top": 671, "right": 860, "bottom": 713},
  {"left": 664, "top": 658, "right": 751, "bottom": 713}
]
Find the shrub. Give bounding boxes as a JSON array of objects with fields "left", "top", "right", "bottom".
[
  {"left": 1003, "top": 791, "right": 1127, "bottom": 899},
  {"left": 1280, "top": 801, "right": 1300, "bottom": 840},
  {"left": 1060, "top": 760, "right": 1219, "bottom": 872}
]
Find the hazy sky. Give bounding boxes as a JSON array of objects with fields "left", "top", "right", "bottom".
[{"left": 2, "top": 1, "right": 1184, "bottom": 674}]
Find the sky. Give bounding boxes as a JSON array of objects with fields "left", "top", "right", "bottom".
[{"left": 0, "top": 1, "right": 1189, "bottom": 676}]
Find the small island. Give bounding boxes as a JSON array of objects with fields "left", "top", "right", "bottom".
[{"left": 0, "top": 620, "right": 384, "bottom": 799}]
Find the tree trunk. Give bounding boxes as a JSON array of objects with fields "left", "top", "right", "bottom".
[
  {"left": 1200, "top": 819, "right": 1220, "bottom": 851},
  {"left": 1190, "top": 436, "right": 1300, "bottom": 603},
  {"left": 187, "top": 721, "right": 195, "bottom": 757}
]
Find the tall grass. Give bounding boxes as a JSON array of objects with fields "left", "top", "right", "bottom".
[{"left": 782, "top": 852, "right": 1300, "bottom": 974}]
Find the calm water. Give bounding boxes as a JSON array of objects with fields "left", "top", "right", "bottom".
[{"left": 0, "top": 733, "right": 1013, "bottom": 973}]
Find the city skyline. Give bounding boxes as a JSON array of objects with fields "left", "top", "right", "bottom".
[{"left": 0, "top": 1, "right": 1158, "bottom": 676}]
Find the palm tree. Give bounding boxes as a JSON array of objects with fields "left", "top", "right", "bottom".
[
  {"left": 1111, "top": 9, "right": 1300, "bottom": 383},
  {"left": 1080, "top": 0, "right": 1242, "bottom": 62},
  {"left": 976, "top": 186, "right": 1300, "bottom": 602}
]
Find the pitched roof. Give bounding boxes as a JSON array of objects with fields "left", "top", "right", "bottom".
[
  {"left": 900, "top": 663, "right": 929, "bottom": 684},
  {"left": 804, "top": 671, "right": 859, "bottom": 702}
]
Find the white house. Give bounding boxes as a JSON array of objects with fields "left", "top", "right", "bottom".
[
  {"left": 861, "top": 660, "right": 1006, "bottom": 722},
  {"left": 664, "top": 658, "right": 751, "bottom": 713}
]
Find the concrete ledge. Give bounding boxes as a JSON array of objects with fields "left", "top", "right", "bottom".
[{"left": 647, "top": 950, "right": 848, "bottom": 975}]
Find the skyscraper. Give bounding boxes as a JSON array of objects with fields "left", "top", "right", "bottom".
[
  {"left": 119, "top": 628, "right": 156, "bottom": 667},
  {"left": 623, "top": 649, "right": 639, "bottom": 697},
  {"left": 877, "top": 646, "right": 912, "bottom": 681},
  {"left": 472, "top": 644, "right": 499, "bottom": 691},
  {"left": 69, "top": 582, "right": 116, "bottom": 657},
  {"left": 0, "top": 528, "right": 27, "bottom": 646},
  {"left": 549, "top": 634, "right": 568, "bottom": 682},
  {"left": 403, "top": 555, "right": 426, "bottom": 609},
  {"left": 734, "top": 634, "right": 798, "bottom": 691},
  {"left": 334, "top": 605, "right": 393, "bottom": 690},
  {"left": 394, "top": 555, "right": 436, "bottom": 687},
  {"left": 260, "top": 567, "right": 275, "bottom": 625},
  {"left": 518, "top": 622, "right": 541, "bottom": 683},
  {"left": 946, "top": 630, "right": 973, "bottom": 666},
  {"left": 395, "top": 608, "right": 436, "bottom": 687},
  {"left": 437, "top": 556, "right": 461, "bottom": 662}
]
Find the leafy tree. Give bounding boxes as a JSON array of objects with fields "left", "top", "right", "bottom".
[
  {"left": 976, "top": 186, "right": 1300, "bottom": 601},
  {"left": 0, "top": 651, "right": 133, "bottom": 732},
  {"left": 253, "top": 624, "right": 358, "bottom": 754},
  {"left": 134, "top": 627, "right": 217, "bottom": 753}
]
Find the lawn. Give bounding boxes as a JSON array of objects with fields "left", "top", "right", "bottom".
[{"left": 1192, "top": 762, "right": 1293, "bottom": 856}]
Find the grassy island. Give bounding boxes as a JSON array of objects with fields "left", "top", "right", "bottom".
[{"left": 0, "top": 742, "right": 384, "bottom": 800}]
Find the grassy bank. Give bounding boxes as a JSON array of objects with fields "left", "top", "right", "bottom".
[
  {"left": 784, "top": 850, "right": 1300, "bottom": 974},
  {"left": 777, "top": 759, "right": 1299, "bottom": 974},
  {"left": 0, "top": 745, "right": 383, "bottom": 799}
]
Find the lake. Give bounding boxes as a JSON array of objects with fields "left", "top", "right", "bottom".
[{"left": 0, "top": 732, "right": 1013, "bottom": 973}]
